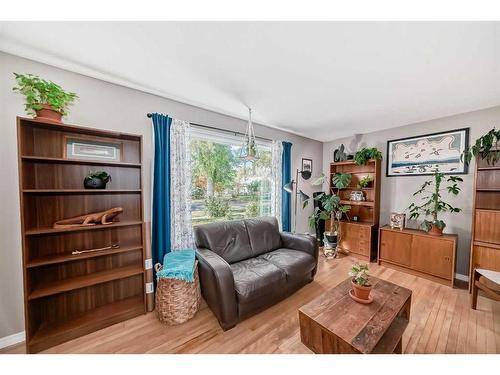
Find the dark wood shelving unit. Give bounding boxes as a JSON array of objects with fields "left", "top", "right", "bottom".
[
  {"left": 17, "top": 116, "right": 146, "bottom": 353},
  {"left": 327, "top": 159, "right": 381, "bottom": 261},
  {"left": 468, "top": 154, "right": 500, "bottom": 292}
]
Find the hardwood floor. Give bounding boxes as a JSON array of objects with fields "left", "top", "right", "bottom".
[{"left": 2, "top": 254, "right": 499, "bottom": 354}]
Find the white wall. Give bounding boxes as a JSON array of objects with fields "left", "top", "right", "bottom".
[
  {"left": 323, "top": 105, "right": 500, "bottom": 277},
  {"left": 0, "top": 52, "right": 323, "bottom": 339}
]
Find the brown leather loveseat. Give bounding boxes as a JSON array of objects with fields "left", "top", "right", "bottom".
[{"left": 194, "top": 216, "right": 319, "bottom": 330}]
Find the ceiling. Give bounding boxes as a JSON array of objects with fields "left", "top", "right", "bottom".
[{"left": 1, "top": 22, "right": 499, "bottom": 141}]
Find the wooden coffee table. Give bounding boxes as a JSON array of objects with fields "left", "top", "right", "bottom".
[{"left": 299, "top": 276, "right": 412, "bottom": 354}]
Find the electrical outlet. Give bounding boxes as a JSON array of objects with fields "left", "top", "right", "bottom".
[
  {"left": 145, "top": 282, "right": 154, "bottom": 294},
  {"left": 144, "top": 258, "right": 153, "bottom": 270}
]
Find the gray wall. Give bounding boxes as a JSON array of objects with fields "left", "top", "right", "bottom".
[
  {"left": 323, "top": 105, "right": 500, "bottom": 277},
  {"left": 0, "top": 52, "right": 323, "bottom": 338}
]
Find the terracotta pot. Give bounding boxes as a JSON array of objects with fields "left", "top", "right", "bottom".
[
  {"left": 35, "top": 104, "right": 63, "bottom": 123},
  {"left": 427, "top": 223, "right": 444, "bottom": 236},
  {"left": 351, "top": 279, "right": 372, "bottom": 300}
]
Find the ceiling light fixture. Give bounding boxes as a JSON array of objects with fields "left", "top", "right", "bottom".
[{"left": 239, "top": 107, "right": 259, "bottom": 162}]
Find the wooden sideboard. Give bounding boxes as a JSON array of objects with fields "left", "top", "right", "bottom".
[{"left": 378, "top": 226, "right": 457, "bottom": 287}]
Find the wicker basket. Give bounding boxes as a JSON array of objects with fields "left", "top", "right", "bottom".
[{"left": 154, "top": 260, "right": 201, "bottom": 325}]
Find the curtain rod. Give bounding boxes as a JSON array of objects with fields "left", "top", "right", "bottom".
[{"left": 146, "top": 113, "right": 273, "bottom": 142}]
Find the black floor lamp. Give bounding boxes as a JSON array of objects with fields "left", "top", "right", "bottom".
[{"left": 283, "top": 168, "right": 311, "bottom": 233}]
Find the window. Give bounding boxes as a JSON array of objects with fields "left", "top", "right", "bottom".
[{"left": 190, "top": 127, "right": 273, "bottom": 226}]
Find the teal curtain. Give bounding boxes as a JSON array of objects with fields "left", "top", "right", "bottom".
[
  {"left": 151, "top": 113, "right": 173, "bottom": 273},
  {"left": 281, "top": 141, "right": 292, "bottom": 231}
]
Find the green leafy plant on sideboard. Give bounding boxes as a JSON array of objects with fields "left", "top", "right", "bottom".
[{"left": 406, "top": 170, "right": 462, "bottom": 236}]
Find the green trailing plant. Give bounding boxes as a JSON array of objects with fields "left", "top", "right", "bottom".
[
  {"left": 354, "top": 147, "right": 382, "bottom": 166},
  {"left": 349, "top": 263, "right": 370, "bottom": 286},
  {"left": 407, "top": 170, "right": 462, "bottom": 232},
  {"left": 306, "top": 172, "right": 352, "bottom": 235},
  {"left": 12, "top": 73, "right": 78, "bottom": 116},
  {"left": 357, "top": 175, "right": 373, "bottom": 189},
  {"left": 85, "top": 171, "right": 112, "bottom": 183},
  {"left": 461, "top": 128, "right": 500, "bottom": 165}
]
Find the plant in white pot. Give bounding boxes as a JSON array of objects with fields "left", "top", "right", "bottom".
[
  {"left": 349, "top": 263, "right": 372, "bottom": 302},
  {"left": 406, "top": 170, "right": 462, "bottom": 236},
  {"left": 306, "top": 172, "right": 352, "bottom": 257}
]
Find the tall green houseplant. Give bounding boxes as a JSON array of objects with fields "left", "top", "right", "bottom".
[
  {"left": 407, "top": 170, "right": 462, "bottom": 236},
  {"left": 306, "top": 172, "right": 352, "bottom": 251}
]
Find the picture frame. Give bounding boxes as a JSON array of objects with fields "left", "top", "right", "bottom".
[
  {"left": 386, "top": 128, "right": 469, "bottom": 177},
  {"left": 302, "top": 158, "right": 313, "bottom": 173},
  {"left": 64, "top": 136, "right": 123, "bottom": 162}
]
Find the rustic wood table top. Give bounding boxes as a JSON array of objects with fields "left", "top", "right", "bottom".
[{"left": 299, "top": 276, "right": 412, "bottom": 354}]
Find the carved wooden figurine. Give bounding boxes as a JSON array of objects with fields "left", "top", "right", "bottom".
[{"left": 53, "top": 207, "right": 123, "bottom": 228}]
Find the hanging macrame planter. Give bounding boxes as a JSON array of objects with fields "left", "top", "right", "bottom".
[{"left": 239, "top": 107, "right": 260, "bottom": 162}]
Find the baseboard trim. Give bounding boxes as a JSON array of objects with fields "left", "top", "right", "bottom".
[
  {"left": 455, "top": 273, "right": 469, "bottom": 282},
  {"left": 0, "top": 331, "right": 25, "bottom": 350}
]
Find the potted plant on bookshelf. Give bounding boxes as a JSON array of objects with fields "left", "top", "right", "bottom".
[
  {"left": 357, "top": 175, "right": 373, "bottom": 189},
  {"left": 306, "top": 172, "right": 352, "bottom": 257},
  {"left": 84, "top": 171, "right": 112, "bottom": 189},
  {"left": 461, "top": 128, "right": 500, "bottom": 165},
  {"left": 12, "top": 73, "right": 78, "bottom": 123},
  {"left": 406, "top": 170, "right": 462, "bottom": 236},
  {"left": 349, "top": 263, "right": 372, "bottom": 303},
  {"left": 354, "top": 147, "right": 382, "bottom": 166}
]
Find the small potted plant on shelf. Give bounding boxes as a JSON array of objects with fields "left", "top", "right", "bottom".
[
  {"left": 349, "top": 263, "right": 372, "bottom": 303},
  {"left": 354, "top": 147, "right": 382, "bottom": 166},
  {"left": 12, "top": 73, "right": 78, "bottom": 123},
  {"left": 461, "top": 127, "right": 500, "bottom": 165},
  {"left": 406, "top": 170, "right": 462, "bottom": 236},
  {"left": 84, "top": 171, "right": 112, "bottom": 189},
  {"left": 306, "top": 172, "right": 352, "bottom": 257},
  {"left": 357, "top": 175, "right": 373, "bottom": 189}
]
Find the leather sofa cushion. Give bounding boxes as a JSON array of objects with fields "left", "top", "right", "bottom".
[
  {"left": 245, "top": 217, "right": 282, "bottom": 256},
  {"left": 194, "top": 220, "right": 253, "bottom": 264},
  {"left": 230, "top": 257, "right": 286, "bottom": 303},
  {"left": 258, "top": 248, "right": 316, "bottom": 279}
]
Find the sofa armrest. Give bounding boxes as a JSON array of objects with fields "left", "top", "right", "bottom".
[
  {"left": 196, "top": 248, "right": 238, "bottom": 330},
  {"left": 280, "top": 232, "right": 319, "bottom": 261}
]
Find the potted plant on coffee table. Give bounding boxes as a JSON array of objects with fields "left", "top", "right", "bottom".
[
  {"left": 406, "top": 170, "right": 462, "bottom": 236},
  {"left": 349, "top": 263, "right": 372, "bottom": 303},
  {"left": 12, "top": 73, "right": 78, "bottom": 123}
]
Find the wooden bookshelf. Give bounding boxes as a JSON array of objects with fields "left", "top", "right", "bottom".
[
  {"left": 327, "top": 159, "right": 381, "bottom": 261},
  {"left": 468, "top": 154, "right": 500, "bottom": 292},
  {"left": 17, "top": 116, "right": 146, "bottom": 353}
]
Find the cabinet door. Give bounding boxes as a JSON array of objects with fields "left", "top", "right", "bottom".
[
  {"left": 340, "top": 223, "right": 360, "bottom": 254},
  {"left": 379, "top": 230, "right": 411, "bottom": 266},
  {"left": 410, "top": 236, "right": 454, "bottom": 279}
]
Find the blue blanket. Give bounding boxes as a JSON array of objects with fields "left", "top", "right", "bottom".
[{"left": 156, "top": 249, "right": 196, "bottom": 283}]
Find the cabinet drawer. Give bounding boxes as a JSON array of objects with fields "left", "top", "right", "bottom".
[
  {"left": 475, "top": 210, "right": 500, "bottom": 244},
  {"left": 358, "top": 227, "right": 370, "bottom": 240},
  {"left": 410, "top": 236, "right": 454, "bottom": 279},
  {"left": 379, "top": 230, "right": 411, "bottom": 266},
  {"left": 471, "top": 245, "right": 500, "bottom": 271}
]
